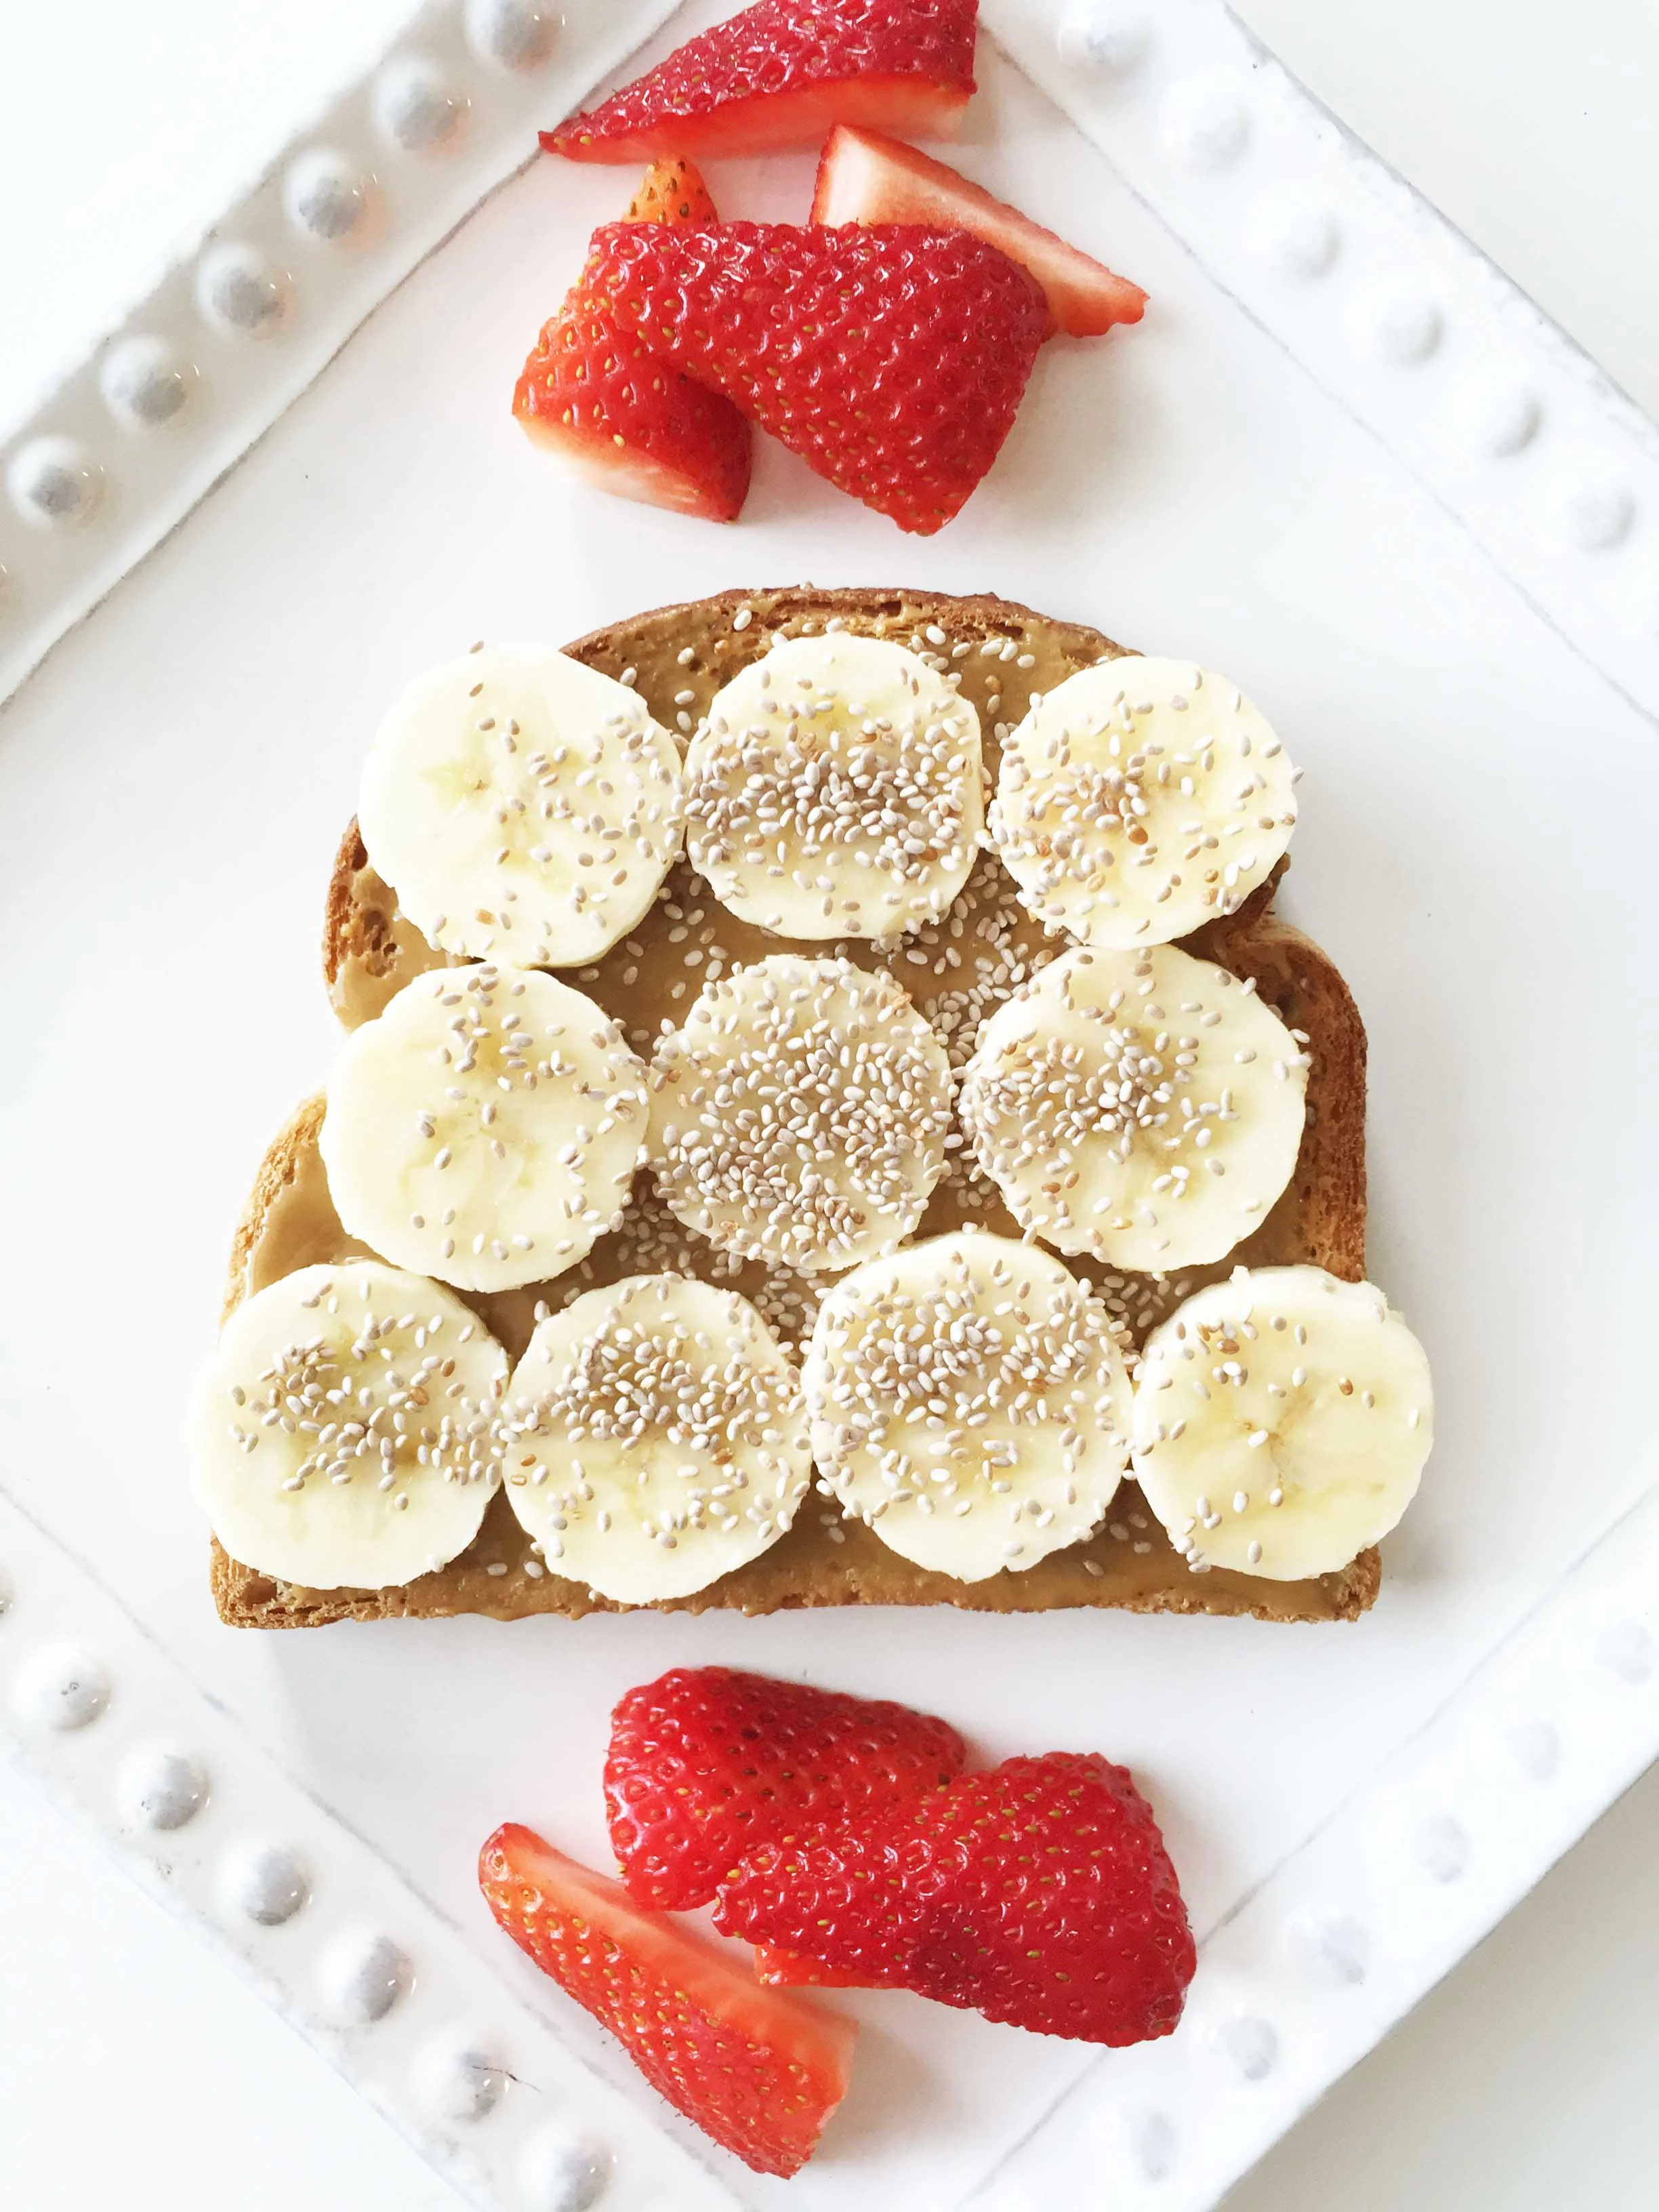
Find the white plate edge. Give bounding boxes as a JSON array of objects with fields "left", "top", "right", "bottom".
[
  {"left": 0, "top": 1478, "right": 747, "bottom": 2212},
  {"left": 0, "top": 0, "right": 686, "bottom": 707},
  {"left": 995, "top": 0, "right": 1659, "bottom": 724},
  {"left": 962, "top": 1480, "right": 1659, "bottom": 2209}
]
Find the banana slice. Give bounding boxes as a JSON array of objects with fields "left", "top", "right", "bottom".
[
  {"left": 188, "top": 1261, "right": 508, "bottom": 1589},
  {"left": 649, "top": 954, "right": 954, "bottom": 1275},
  {"left": 321, "top": 965, "right": 649, "bottom": 1294},
  {"left": 358, "top": 644, "right": 684, "bottom": 969},
  {"left": 804, "top": 1231, "right": 1132, "bottom": 1582},
  {"left": 501, "top": 1273, "right": 812, "bottom": 1603},
  {"left": 990, "top": 657, "right": 1297, "bottom": 948},
  {"left": 959, "top": 941, "right": 1307, "bottom": 1271},
  {"left": 1132, "top": 1265, "right": 1433, "bottom": 1579},
  {"left": 684, "top": 632, "right": 984, "bottom": 938}
]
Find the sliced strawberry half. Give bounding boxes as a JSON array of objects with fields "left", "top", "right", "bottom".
[
  {"left": 575, "top": 220, "right": 1048, "bottom": 534},
  {"left": 543, "top": 0, "right": 978, "bottom": 164},
  {"left": 607, "top": 1665, "right": 966, "bottom": 1910},
  {"left": 480, "top": 1823, "right": 855, "bottom": 2177},
  {"left": 512, "top": 159, "right": 752, "bottom": 523},
  {"left": 716, "top": 1753, "right": 1197, "bottom": 2046},
  {"left": 813, "top": 123, "right": 1147, "bottom": 335}
]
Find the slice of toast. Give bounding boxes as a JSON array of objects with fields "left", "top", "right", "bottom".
[{"left": 210, "top": 585, "right": 1377, "bottom": 1628}]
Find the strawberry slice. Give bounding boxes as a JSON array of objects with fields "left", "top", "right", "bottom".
[
  {"left": 575, "top": 220, "right": 1049, "bottom": 534},
  {"left": 716, "top": 1753, "right": 1197, "bottom": 2046},
  {"left": 480, "top": 1823, "right": 855, "bottom": 2177},
  {"left": 512, "top": 159, "right": 752, "bottom": 523},
  {"left": 813, "top": 124, "right": 1147, "bottom": 335},
  {"left": 754, "top": 1945, "right": 890, "bottom": 1988},
  {"left": 607, "top": 1665, "right": 966, "bottom": 1910},
  {"left": 543, "top": 0, "right": 978, "bottom": 164},
  {"left": 619, "top": 153, "right": 720, "bottom": 224}
]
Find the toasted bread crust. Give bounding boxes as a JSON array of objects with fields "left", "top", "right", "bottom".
[
  {"left": 1193, "top": 908, "right": 1367, "bottom": 1283},
  {"left": 213, "top": 584, "right": 1378, "bottom": 1627}
]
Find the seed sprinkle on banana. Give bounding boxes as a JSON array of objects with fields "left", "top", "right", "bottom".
[
  {"left": 685, "top": 634, "right": 983, "bottom": 938},
  {"left": 804, "top": 1233, "right": 1132, "bottom": 1581},
  {"left": 650, "top": 955, "right": 953, "bottom": 1275}
]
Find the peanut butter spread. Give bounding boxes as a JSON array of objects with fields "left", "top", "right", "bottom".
[{"left": 215, "top": 586, "right": 1375, "bottom": 1628}]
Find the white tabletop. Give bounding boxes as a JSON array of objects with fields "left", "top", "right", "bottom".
[{"left": 2, "top": 4, "right": 1656, "bottom": 2206}]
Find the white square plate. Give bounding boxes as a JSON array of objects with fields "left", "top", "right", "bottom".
[{"left": 1, "top": 5, "right": 1655, "bottom": 2209}]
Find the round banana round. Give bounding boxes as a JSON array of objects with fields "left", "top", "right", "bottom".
[
  {"left": 804, "top": 1231, "right": 1133, "bottom": 1582},
  {"left": 1132, "top": 1265, "right": 1433, "bottom": 1580},
  {"left": 321, "top": 964, "right": 649, "bottom": 1294},
  {"left": 189, "top": 1261, "right": 508, "bottom": 1589},
  {"left": 649, "top": 954, "right": 954, "bottom": 1275},
  {"left": 501, "top": 1273, "right": 812, "bottom": 1603},
  {"left": 990, "top": 656, "right": 1298, "bottom": 949},
  {"left": 684, "top": 632, "right": 985, "bottom": 939},
  {"left": 358, "top": 644, "right": 684, "bottom": 969},
  {"left": 959, "top": 941, "right": 1308, "bottom": 1272}
]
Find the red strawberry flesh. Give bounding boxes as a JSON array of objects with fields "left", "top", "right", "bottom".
[
  {"left": 716, "top": 1752, "right": 1197, "bottom": 2045},
  {"left": 480, "top": 1822, "right": 855, "bottom": 2177},
  {"left": 513, "top": 308, "right": 752, "bottom": 522},
  {"left": 574, "top": 220, "right": 1049, "bottom": 533},
  {"left": 621, "top": 155, "right": 719, "bottom": 224},
  {"left": 754, "top": 1946, "right": 889, "bottom": 1988},
  {"left": 544, "top": 0, "right": 979, "bottom": 164},
  {"left": 813, "top": 123, "right": 1147, "bottom": 335},
  {"left": 512, "top": 157, "right": 752, "bottom": 524},
  {"left": 607, "top": 1664, "right": 967, "bottom": 1910}
]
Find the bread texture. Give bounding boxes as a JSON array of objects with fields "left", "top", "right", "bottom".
[{"left": 211, "top": 584, "right": 1377, "bottom": 1628}]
